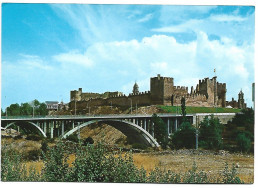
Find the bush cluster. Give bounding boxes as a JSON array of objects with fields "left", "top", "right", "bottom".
[{"left": 1, "top": 141, "right": 243, "bottom": 183}]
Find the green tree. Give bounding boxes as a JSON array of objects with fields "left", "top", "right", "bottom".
[
  {"left": 236, "top": 133, "right": 251, "bottom": 153},
  {"left": 37, "top": 103, "right": 48, "bottom": 115},
  {"left": 1, "top": 108, "right": 4, "bottom": 116},
  {"left": 181, "top": 97, "right": 187, "bottom": 121},
  {"left": 199, "top": 115, "right": 223, "bottom": 150},
  {"left": 169, "top": 121, "right": 196, "bottom": 149},
  {"left": 151, "top": 114, "right": 168, "bottom": 149},
  {"left": 8, "top": 103, "right": 20, "bottom": 116},
  {"left": 229, "top": 108, "right": 254, "bottom": 135},
  {"left": 33, "top": 99, "right": 41, "bottom": 107},
  {"left": 20, "top": 103, "right": 32, "bottom": 115}
]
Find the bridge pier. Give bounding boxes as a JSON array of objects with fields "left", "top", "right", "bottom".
[
  {"left": 144, "top": 118, "right": 147, "bottom": 131},
  {"left": 175, "top": 118, "right": 178, "bottom": 132},
  {"left": 167, "top": 118, "right": 170, "bottom": 135},
  {"left": 62, "top": 121, "right": 64, "bottom": 137},
  {"left": 44, "top": 122, "right": 47, "bottom": 134},
  {"left": 77, "top": 122, "right": 80, "bottom": 139},
  {"left": 152, "top": 122, "right": 154, "bottom": 137},
  {"left": 50, "top": 121, "right": 54, "bottom": 139}
]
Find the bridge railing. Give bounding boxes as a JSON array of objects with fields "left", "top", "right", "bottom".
[{"left": 1, "top": 113, "right": 191, "bottom": 120}]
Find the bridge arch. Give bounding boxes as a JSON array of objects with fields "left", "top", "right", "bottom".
[
  {"left": 62, "top": 119, "right": 159, "bottom": 147},
  {"left": 5, "top": 121, "right": 47, "bottom": 138}
]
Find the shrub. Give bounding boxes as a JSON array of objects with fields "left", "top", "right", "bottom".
[
  {"left": 1, "top": 150, "right": 23, "bottom": 181},
  {"left": 14, "top": 135, "right": 23, "bottom": 140},
  {"left": 169, "top": 121, "right": 196, "bottom": 149},
  {"left": 199, "top": 115, "right": 223, "bottom": 150},
  {"left": 132, "top": 143, "right": 148, "bottom": 150},
  {"left": 41, "top": 141, "right": 70, "bottom": 182},
  {"left": 83, "top": 137, "right": 94, "bottom": 145},
  {"left": 26, "top": 134, "right": 43, "bottom": 141},
  {"left": 183, "top": 162, "right": 208, "bottom": 183},
  {"left": 1, "top": 149, "right": 40, "bottom": 181},
  {"left": 222, "top": 163, "right": 243, "bottom": 183},
  {"left": 41, "top": 140, "right": 49, "bottom": 154},
  {"left": 24, "top": 149, "right": 41, "bottom": 161},
  {"left": 1, "top": 141, "right": 244, "bottom": 183},
  {"left": 66, "top": 134, "right": 79, "bottom": 143},
  {"left": 152, "top": 114, "right": 168, "bottom": 149},
  {"left": 236, "top": 133, "right": 251, "bottom": 153}
]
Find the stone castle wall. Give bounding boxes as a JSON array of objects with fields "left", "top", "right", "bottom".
[
  {"left": 70, "top": 92, "right": 151, "bottom": 110},
  {"left": 70, "top": 74, "right": 228, "bottom": 111}
]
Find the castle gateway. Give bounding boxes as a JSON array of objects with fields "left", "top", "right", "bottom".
[{"left": 70, "top": 74, "right": 227, "bottom": 109}]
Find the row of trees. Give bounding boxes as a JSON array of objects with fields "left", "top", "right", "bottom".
[
  {"left": 152, "top": 97, "right": 254, "bottom": 153},
  {"left": 1, "top": 99, "right": 48, "bottom": 116}
]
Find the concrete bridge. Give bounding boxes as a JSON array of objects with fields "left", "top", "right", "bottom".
[{"left": 1, "top": 113, "right": 236, "bottom": 147}]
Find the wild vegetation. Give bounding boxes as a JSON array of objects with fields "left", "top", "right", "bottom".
[{"left": 1, "top": 140, "right": 245, "bottom": 183}]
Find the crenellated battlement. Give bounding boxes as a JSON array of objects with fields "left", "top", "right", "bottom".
[
  {"left": 129, "top": 91, "right": 151, "bottom": 96},
  {"left": 173, "top": 86, "right": 188, "bottom": 90},
  {"left": 69, "top": 74, "right": 227, "bottom": 109}
]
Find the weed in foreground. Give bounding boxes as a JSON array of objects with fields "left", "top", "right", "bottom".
[{"left": 1, "top": 141, "right": 244, "bottom": 183}]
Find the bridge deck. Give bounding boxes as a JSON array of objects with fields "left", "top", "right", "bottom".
[{"left": 1, "top": 113, "right": 236, "bottom": 121}]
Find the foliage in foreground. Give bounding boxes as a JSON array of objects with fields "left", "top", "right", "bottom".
[
  {"left": 1, "top": 141, "right": 243, "bottom": 183},
  {"left": 169, "top": 121, "right": 196, "bottom": 149},
  {"left": 199, "top": 115, "right": 223, "bottom": 150},
  {"left": 151, "top": 113, "right": 168, "bottom": 149}
]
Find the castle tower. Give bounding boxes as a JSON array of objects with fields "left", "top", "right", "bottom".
[
  {"left": 132, "top": 82, "right": 139, "bottom": 95},
  {"left": 150, "top": 74, "right": 174, "bottom": 105},
  {"left": 238, "top": 90, "right": 245, "bottom": 109},
  {"left": 70, "top": 88, "right": 82, "bottom": 101},
  {"left": 195, "top": 76, "right": 226, "bottom": 107},
  {"left": 191, "top": 86, "right": 194, "bottom": 94}
]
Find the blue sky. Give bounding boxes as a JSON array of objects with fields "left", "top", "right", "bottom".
[{"left": 1, "top": 4, "right": 255, "bottom": 109}]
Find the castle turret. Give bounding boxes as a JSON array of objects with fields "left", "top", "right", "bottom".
[
  {"left": 191, "top": 86, "right": 194, "bottom": 94},
  {"left": 133, "top": 82, "right": 139, "bottom": 95},
  {"left": 150, "top": 74, "right": 174, "bottom": 105},
  {"left": 238, "top": 89, "right": 246, "bottom": 109},
  {"left": 70, "top": 88, "right": 82, "bottom": 101}
]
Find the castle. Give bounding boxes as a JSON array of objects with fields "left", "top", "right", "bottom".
[
  {"left": 226, "top": 90, "right": 247, "bottom": 109},
  {"left": 70, "top": 74, "right": 233, "bottom": 110}
]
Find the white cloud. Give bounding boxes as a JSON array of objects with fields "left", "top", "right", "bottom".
[
  {"left": 152, "top": 19, "right": 201, "bottom": 33},
  {"left": 14, "top": 54, "right": 53, "bottom": 70},
  {"left": 159, "top": 6, "right": 217, "bottom": 23},
  {"left": 137, "top": 13, "right": 153, "bottom": 23},
  {"left": 53, "top": 51, "right": 93, "bottom": 68},
  {"left": 152, "top": 12, "right": 254, "bottom": 45},
  {"left": 209, "top": 14, "right": 246, "bottom": 22}
]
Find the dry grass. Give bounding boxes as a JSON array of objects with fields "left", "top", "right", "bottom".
[
  {"left": 24, "top": 161, "right": 44, "bottom": 175},
  {"left": 1, "top": 137, "right": 41, "bottom": 154},
  {"left": 21, "top": 151, "right": 254, "bottom": 183},
  {"left": 131, "top": 152, "right": 254, "bottom": 183},
  {"left": 132, "top": 153, "right": 160, "bottom": 172}
]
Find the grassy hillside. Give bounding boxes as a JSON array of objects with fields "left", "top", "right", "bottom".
[{"left": 158, "top": 105, "right": 241, "bottom": 114}]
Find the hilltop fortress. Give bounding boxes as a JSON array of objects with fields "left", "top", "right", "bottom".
[{"left": 70, "top": 74, "right": 233, "bottom": 110}]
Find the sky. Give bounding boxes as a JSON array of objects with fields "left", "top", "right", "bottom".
[{"left": 1, "top": 3, "right": 255, "bottom": 109}]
